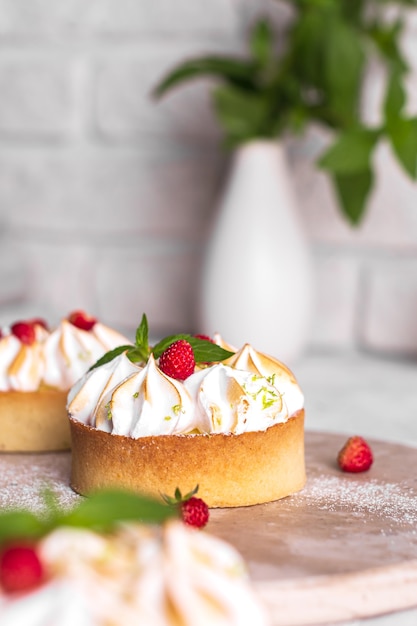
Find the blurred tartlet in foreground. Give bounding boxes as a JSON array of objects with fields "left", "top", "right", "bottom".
[{"left": 0, "top": 490, "right": 268, "bottom": 626}]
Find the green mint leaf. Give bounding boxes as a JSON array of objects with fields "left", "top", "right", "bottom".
[
  {"left": 152, "top": 334, "right": 191, "bottom": 360},
  {"left": 153, "top": 335, "right": 234, "bottom": 364},
  {"left": 127, "top": 347, "right": 150, "bottom": 364},
  {"left": 318, "top": 127, "right": 380, "bottom": 174},
  {"left": 88, "top": 345, "right": 134, "bottom": 372},
  {"left": 331, "top": 167, "right": 374, "bottom": 226},
  {"left": 0, "top": 511, "right": 46, "bottom": 544},
  {"left": 187, "top": 337, "right": 234, "bottom": 363},
  {"left": 60, "top": 489, "right": 178, "bottom": 532},
  {"left": 0, "top": 490, "right": 178, "bottom": 546},
  {"left": 135, "top": 314, "right": 150, "bottom": 354}
]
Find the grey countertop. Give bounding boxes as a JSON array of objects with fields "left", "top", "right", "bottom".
[{"left": 294, "top": 350, "right": 417, "bottom": 626}]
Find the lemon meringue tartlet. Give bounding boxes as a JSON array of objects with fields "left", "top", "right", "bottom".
[
  {"left": 68, "top": 320, "right": 305, "bottom": 508},
  {"left": 0, "top": 312, "right": 130, "bottom": 452}
]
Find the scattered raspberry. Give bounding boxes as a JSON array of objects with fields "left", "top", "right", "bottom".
[
  {"left": 11, "top": 322, "right": 36, "bottom": 346},
  {"left": 337, "top": 436, "right": 374, "bottom": 473},
  {"left": 68, "top": 310, "right": 97, "bottom": 331},
  {"left": 180, "top": 496, "right": 209, "bottom": 529},
  {"left": 0, "top": 544, "right": 44, "bottom": 593},
  {"left": 159, "top": 339, "right": 195, "bottom": 381}
]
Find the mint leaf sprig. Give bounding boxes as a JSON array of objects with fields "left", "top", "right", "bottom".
[
  {"left": 0, "top": 489, "right": 178, "bottom": 545},
  {"left": 89, "top": 313, "right": 235, "bottom": 372}
]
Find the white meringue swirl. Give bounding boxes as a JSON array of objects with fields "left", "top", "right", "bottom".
[{"left": 68, "top": 342, "right": 303, "bottom": 437}]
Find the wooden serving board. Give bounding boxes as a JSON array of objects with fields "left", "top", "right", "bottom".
[{"left": 0, "top": 431, "right": 417, "bottom": 625}]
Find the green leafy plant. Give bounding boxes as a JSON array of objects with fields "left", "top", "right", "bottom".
[
  {"left": 90, "top": 313, "right": 234, "bottom": 371},
  {"left": 153, "top": 0, "right": 417, "bottom": 225}
]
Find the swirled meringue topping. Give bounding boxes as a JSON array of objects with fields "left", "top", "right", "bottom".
[
  {"left": 224, "top": 343, "right": 304, "bottom": 416},
  {"left": 0, "top": 521, "right": 267, "bottom": 626},
  {"left": 68, "top": 341, "right": 303, "bottom": 437},
  {"left": 0, "top": 317, "right": 129, "bottom": 392}
]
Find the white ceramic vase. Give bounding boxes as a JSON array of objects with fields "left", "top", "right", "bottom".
[{"left": 198, "top": 140, "right": 313, "bottom": 364}]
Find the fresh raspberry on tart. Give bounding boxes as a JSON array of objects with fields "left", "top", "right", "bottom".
[
  {"left": 68, "top": 310, "right": 97, "bottom": 331},
  {"left": 159, "top": 339, "right": 195, "bottom": 381},
  {"left": 10, "top": 321, "right": 36, "bottom": 346},
  {"left": 28, "top": 318, "right": 49, "bottom": 330}
]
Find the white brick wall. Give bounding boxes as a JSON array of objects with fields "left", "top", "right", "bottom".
[{"left": 0, "top": 0, "right": 416, "bottom": 356}]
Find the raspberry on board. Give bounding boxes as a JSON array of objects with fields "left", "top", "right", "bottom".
[
  {"left": 180, "top": 497, "right": 209, "bottom": 529},
  {"left": 337, "top": 435, "right": 373, "bottom": 473}
]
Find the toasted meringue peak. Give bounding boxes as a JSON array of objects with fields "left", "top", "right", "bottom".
[
  {"left": 98, "top": 354, "right": 195, "bottom": 437},
  {"left": 213, "top": 333, "right": 237, "bottom": 353},
  {"left": 0, "top": 318, "right": 130, "bottom": 393},
  {"left": 43, "top": 320, "right": 129, "bottom": 391},
  {"left": 185, "top": 364, "right": 287, "bottom": 434},
  {"left": 67, "top": 352, "right": 140, "bottom": 429},
  {"left": 225, "top": 344, "right": 304, "bottom": 416},
  {"left": 0, "top": 334, "right": 45, "bottom": 392}
]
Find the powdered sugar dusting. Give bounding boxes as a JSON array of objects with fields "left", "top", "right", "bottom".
[
  {"left": 0, "top": 453, "right": 81, "bottom": 513},
  {"left": 299, "top": 475, "right": 417, "bottom": 526}
]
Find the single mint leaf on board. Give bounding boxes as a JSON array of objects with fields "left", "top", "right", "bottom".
[
  {"left": 187, "top": 337, "right": 234, "bottom": 363},
  {"left": 60, "top": 489, "right": 178, "bottom": 531},
  {"left": 135, "top": 314, "right": 150, "bottom": 355},
  {"left": 88, "top": 345, "right": 133, "bottom": 371},
  {"left": 0, "top": 511, "right": 47, "bottom": 544}
]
